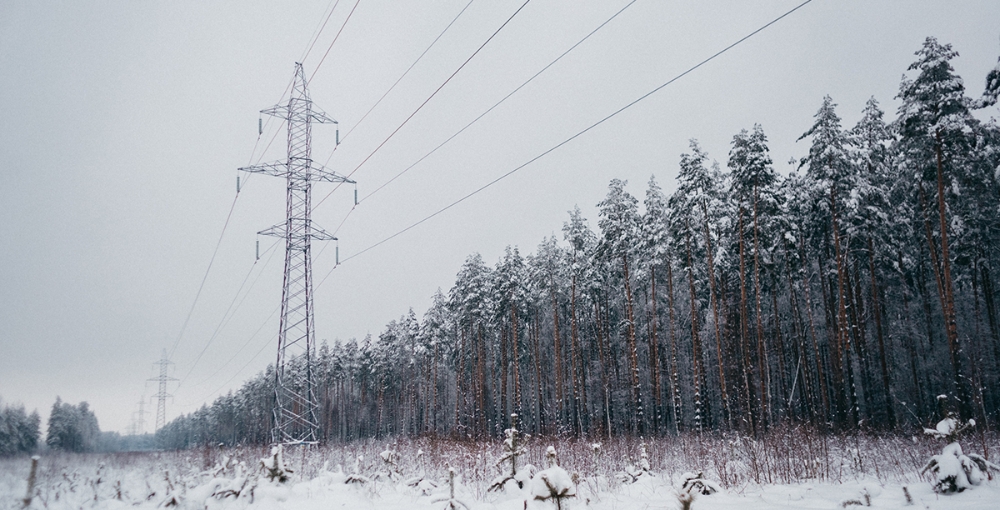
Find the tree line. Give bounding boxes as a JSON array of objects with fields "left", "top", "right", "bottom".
[
  {"left": 0, "top": 399, "right": 40, "bottom": 456},
  {"left": 157, "top": 37, "right": 1000, "bottom": 448}
]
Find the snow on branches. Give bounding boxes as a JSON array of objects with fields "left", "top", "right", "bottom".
[
  {"left": 530, "top": 446, "right": 577, "bottom": 510},
  {"left": 488, "top": 413, "right": 532, "bottom": 492},
  {"left": 920, "top": 416, "right": 1000, "bottom": 494}
]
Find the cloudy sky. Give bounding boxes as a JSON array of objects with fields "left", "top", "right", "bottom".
[{"left": 2, "top": 0, "right": 999, "bottom": 434}]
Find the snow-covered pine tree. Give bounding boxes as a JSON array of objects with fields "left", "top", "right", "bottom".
[
  {"left": 641, "top": 176, "right": 669, "bottom": 433},
  {"left": 729, "top": 125, "right": 780, "bottom": 432},
  {"left": 493, "top": 247, "right": 528, "bottom": 431},
  {"left": 799, "top": 96, "right": 862, "bottom": 429},
  {"left": 976, "top": 48, "right": 1000, "bottom": 109},
  {"left": 488, "top": 413, "right": 531, "bottom": 491},
  {"left": 563, "top": 206, "right": 598, "bottom": 436},
  {"left": 670, "top": 140, "right": 734, "bottom": 431},
  {"left": 851, "top": 96, "right": 898, "bottom": 429},
  {"left": 449, "top": 254, "right": 493, "bottom": 436},
  {"left": 531, "top": 446, "right": 576, "bottom": 509},
  {"left": 532, "top": 236, "right": 570, "bottom": 433},
  {"left": 597, "top": 179, "right": 644, "bottom": 434},
  {"left": 421, "top": 289, "right": 452, "bottom": 433},
  {"left": 0, "top": 401, "right": 40, "bottom": 456},
  {"left": 895, "top": 37, "right": 978, "bottom": 419}
]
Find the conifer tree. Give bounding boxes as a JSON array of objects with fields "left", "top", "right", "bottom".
[
  {"left": 729, "top": 124, "right": 780, "bottom": 432},
  {"left": 598, "top": 179, "right": 644, "bottom": 433},
  {"left": 896, "top": 37, "right": 976, "bottom": 418}
]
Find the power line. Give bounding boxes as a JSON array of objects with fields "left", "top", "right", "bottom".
[
  {"left": 174, "top": 239, "right": 281, "bottom": 390},
  {"left": 300, "top": 0, "right": 342, "bottom": 64},
  {"left": 178, "top": 242, "right": 282, "bottom": 406},
  {"left": 332, "top": 0, "right": 815, "bottom": 268},
  {"left": 356, "top": 0, "right": 639, "bottom": 207},
  {"left": 310, "top": 0, "right": 362, "bottom": 83},
  {"left": 312, "top": 0, "right": 532, "bottom": 212},
  {"left": 322, "top": 0, "right": 637, "bottom": 241},
  {"left": 192, "top": 328, "right": 278, "bottom": 407},
  {"left": 167, "top": 192, "right": 240, "bottom": 360},
  {"left": 323, "top": 0, "right": 476, "bottom": 159}
]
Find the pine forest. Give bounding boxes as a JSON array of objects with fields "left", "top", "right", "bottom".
[{"left": 156, "top": 37, "right": 1000, "bottom": 449}]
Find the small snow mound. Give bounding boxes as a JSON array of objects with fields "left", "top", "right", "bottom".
[
  {"left": 922, "top": 441, "right": 1000, "bottom": 493},
  {"left": 531, "top": 446, "right": 576, "bottom": 506},
  {"left": 530, "top": 466, "right": 577, "bottom": 501},
  {"left": 678, "top": 471, "right": 721, "bottom": 495}
]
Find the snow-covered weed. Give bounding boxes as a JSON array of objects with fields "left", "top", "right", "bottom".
[
  {"left": 920, "top": 417, "right": 1000, "bottom": 494},
  {"left": 2, "top": 428, "right": 998, "bottom": 509}
]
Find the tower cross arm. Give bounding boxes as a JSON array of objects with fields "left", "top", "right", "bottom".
[
  {"left": 311, "top": 163, "right": 355, "bottom": 184},
  {"left": 238, "top": 162, "right": 353, "bottom": 184},
  {"left": 260, "top": 104, "right": 338, "bottom": 125},
  {"left": 239, "top": 161, "right": 288, "bottom": 178},
  {"left": 308, "top": 106, "right": 337, "bottom": 125},
  {"left": 257, "top": 222, "right": 338, "bottom": 241},
  {"left": 148, "top": 376, "right": 178, "bottom": 382}
]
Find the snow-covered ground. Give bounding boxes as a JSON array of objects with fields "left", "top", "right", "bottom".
[{"left": 2, "top": 434, "right": 998, "bottom": 510}]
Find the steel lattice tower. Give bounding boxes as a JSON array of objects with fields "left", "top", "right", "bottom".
[
  {"left": 129, "top": 399, "right": 147, "bottom": 436},
  {"left": 240, "top": 63, "right": 353, "bottom": 444},
  {"left": 148, "top": 349, "right": 177, "bottom": 431}
]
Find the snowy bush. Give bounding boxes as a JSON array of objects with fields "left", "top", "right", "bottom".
[
  {"left": 678, "top": 471, "right": 721, "bottom": 496},
  {"left": 617, "top": 442, "right": 653, "bottom": 483},
  {"left": 374, "top": 446, "right": 401, "bottom": 482},
  {"left": 923, "top": 415, "right": 972, "bottom": 442},
  {"left": 921, "top": 441, "right": 999, "bottom": 493},
  {"left": 530, "top": 446, "right": 576, "bottom": 509},
  {"left": 488, "top": 413, "right": 531, "bottom": 492},
  {"left": 430, "top": 466, "right": 470, "bottom": 510},
  {"left": 344, "top": 454, "right": 370, "bottom": 485},
  {"left": 260, "top": 445, "right": 292, "bottom": 483},
  {"left": 920, "top": 416, "right": 1000, "bottom": 494}
]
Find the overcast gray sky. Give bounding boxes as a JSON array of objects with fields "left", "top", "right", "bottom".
[{"left": 2, "top": 0, "right": 999, "bottom": 434}]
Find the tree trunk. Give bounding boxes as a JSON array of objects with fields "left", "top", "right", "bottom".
[
  {"left": 648, "top": 266, "right": 661, "bottom": 433},
  {"left": 738, "top": 209, "right": 756, "bottom": 433},
  {"left": 533, "top": 316, "right": 544, "bottom": 434},
  {"left": 771, "top": 278, "right": 788, "bottom": 418},
  {"left": 512, "top": 302, "right": 521, "bottom": 417},
  {"left": 456, "top": 327, "right": 465, "bottom": 431},
  {"left": 550, "top": 283, "right": 564, "bottom": 428},
  {"left": 666, "top": 260, "right": 682, "bottom": 434},
  {"left": 594, "top": 298, "right": 612, "bottom": 437},
  {"left": 703, "top": 199, "right": 730, "bottom": 427},
  {"left": 623, "top": 252, "right": 644, "bottom": 434},
  {"left": 501, "top": 325, "right": 509, "bottom": 430},
  {"left": 868, "top": 236, "right": 895, "bottom": 429},
  {"left": 898, "top": 253, "right": 925, "bottom": 422},
  {"left": 685, "top": 222, "right": 705, "bottom": 431},
  {"left": 786, "top": 249, "right": 815, "bottom": 423},
  {"left": 432, "top": 335, "right": 439, "bottom": 432},
  {"left": 477, "top": 325, "right": 486, "bottom": 437},
  {"left": 752, "top": 185, "right": 770, "bottom": 430},
  {"left": 934, "top": 129, "right": 969, "bottom": 418}
]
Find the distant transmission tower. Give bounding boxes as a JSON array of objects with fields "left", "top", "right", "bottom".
[
  {"left": 240, "top": 63, "right": 353, "bottom": 444},
  {"left": 129, "top": 399, "right": 147, "bottom": 435},
  {"left": 148, "top": 349, "right": 177, "bottom": 431}
]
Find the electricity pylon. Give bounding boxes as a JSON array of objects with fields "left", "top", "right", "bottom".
[
  {"left": 129, "top": 399, "right": 147, "bottom": 436},
  {"left": 148, "top": 349, "right": 177, "bottom": 431},
  {"left": 240, "top": 63, "right": 353, "bottom": 445}
]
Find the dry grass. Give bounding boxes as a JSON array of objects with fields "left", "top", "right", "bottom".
[{"left": 2, "top": 426, "right": 997, "bottom": 508}]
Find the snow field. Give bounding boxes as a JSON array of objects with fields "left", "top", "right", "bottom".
[{"left": 2, "top": 431, "right": 998, "bottom": 509}]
